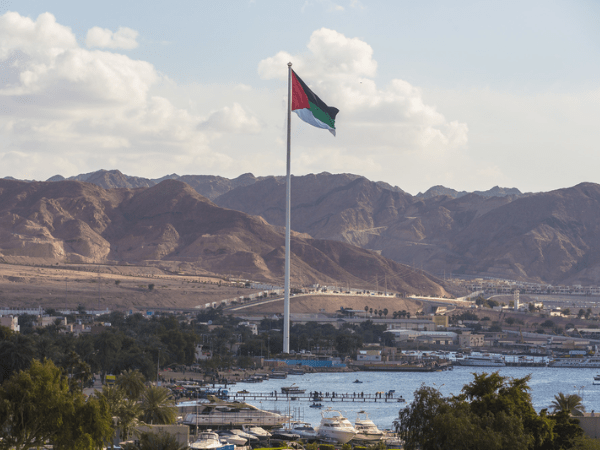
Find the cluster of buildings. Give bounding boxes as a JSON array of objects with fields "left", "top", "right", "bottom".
[{"left": 459, "top": 278, "right": 600, "bottom": 296}]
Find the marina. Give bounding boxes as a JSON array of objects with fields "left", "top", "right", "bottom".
[{"left": 176, "top": 365, "right": 600, "bottom": 431}]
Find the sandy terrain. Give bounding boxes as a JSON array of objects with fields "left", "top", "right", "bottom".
[{"left": 0, "top": 262, "right": 252, "bottom": 311}]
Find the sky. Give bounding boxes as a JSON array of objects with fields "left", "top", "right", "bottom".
[{"left": 1, "top": 0, "right": 599, "bottom": 195}]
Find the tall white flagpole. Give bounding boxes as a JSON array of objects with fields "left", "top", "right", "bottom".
[{"left": 283, "top": 62, "right": 292, "bottom": 354}]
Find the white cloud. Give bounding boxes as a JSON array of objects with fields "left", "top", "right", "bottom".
[
  {"left": 0, "top": 12, "right": 260, "bottom": 180},
  {"left": 259, "top": 28, "right": 467, "bottom": 159},
  {"left": 198, "top": 103, "right": 261, "bottom": 135},
  {"left": 85, "top": 26, "right": 139, "bottom": 50}
]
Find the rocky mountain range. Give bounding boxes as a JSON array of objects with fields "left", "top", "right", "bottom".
[
  {"left": 215, "top": 174, "right": 600, "bottom": 285},
  {"left": 0, "top": 178, "right": 452, "bottom": 297},
  {"left": 11, "top": 169, "right": 600, "bottom": 285}
]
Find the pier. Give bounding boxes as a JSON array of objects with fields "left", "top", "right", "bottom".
[{"left": 229, "top": 391, "right": 405, "bottom": 403}]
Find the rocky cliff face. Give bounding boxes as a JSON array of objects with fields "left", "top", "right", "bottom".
[
  {"left": 0, "top": 178, "right": 451, "bottom": 296},
  {"left": 37, "top": 169, "right": 600, "bottom": 285},
  {"left": 215, "top": 175, "right": 600, "bottom": 285}
]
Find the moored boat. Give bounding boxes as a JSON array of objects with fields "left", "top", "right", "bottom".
[
  {"left": 550, "top": 356, "right": 600, "bottom": 368},
  {"left": 317, "top": 408, "right": 357, "bottom": 444},
  {"left": 189, "top": 431, "right": 223, "bottom": 449},
  {"left": 354, "top": 411, "right": 384, "bottom": 441},
  {"left": 183, "top": 396, "right": 287, "bottom": 428},
  {"left": 455, "top": 355, "right": 505, "bottom": 367}
]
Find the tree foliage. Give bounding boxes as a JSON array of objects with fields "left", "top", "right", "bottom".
[
  {"left": 0, "top": 359, "right": 113, "bottom": 450},
  {"left": 140, "top": 386, "right": 177, "bottom": 425},
  {"left": 395, "top": 372, "right": 559, "bottom": 450},
  {"left": 550, "top": 393, "right": 585, "bottom": 416}
]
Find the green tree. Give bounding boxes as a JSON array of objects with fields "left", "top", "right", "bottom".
[
  {"left": 0, "top": 333, "right": 35, "bottom": 383},
  {"left": 96, "top": 384, "right": 140, "bottom": 442},
  {"left": 383, "top": 308, "right": 388, "bottom": 318},
  {"left": 117, "top": 369, "right": 147, "bottom": 401},
  {"left": 0, "top": 359, "right": 113, "bottom": 450},
  {"left": 550, "top": 393, "right": 585, "bottom": 416},
  {"left": 395, "top": 372, "right": 554, "bottom": 450},
  {"left": 140, "top": 386, "right": 177, "bottom": 425}
]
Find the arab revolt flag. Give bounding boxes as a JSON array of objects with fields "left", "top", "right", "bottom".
[{"left": 291, "top": 70, "right": 339, "bottom": 136}]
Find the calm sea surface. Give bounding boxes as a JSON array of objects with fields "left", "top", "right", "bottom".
[{"left": 229, "top": 367, "right": 600, "bottom": 430}]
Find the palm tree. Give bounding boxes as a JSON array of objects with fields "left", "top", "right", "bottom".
[
  {"left": 140, "top": 386, "right": 177, "bottom": 425},
  {"left": 117, "top": 369, "right": 146, "bottom": 401},
  {"left": 97, "top": 385, "right": 141, "bottom": 441},
  {"left": 550, "top": 393, "right": 585, "bottom": 416}
]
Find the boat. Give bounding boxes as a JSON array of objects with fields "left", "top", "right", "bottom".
[
  {"left": 353, "top": 379, "right": 363, "bottom": 384},
  {"left": 455, "top": 355, "right": 505, "bottom": 367},
  {"left": 281, "top": 384, "right": 306, "bottom": 395},
  {"left": 271, "top": 429, "right": 300, "bottom": 441},
  {"left": 353, "top": 411, "right": 384, "bottom": 441},
  {"left": 289, "top": 369, "right": 305, "bottom": 375},
  {"left": 271, "top": 371, "right": 288, "bottom": 379},
  {"left": 594, "top": 374, "right": 600, "bottom": 385},
  {"left": 242, "top": 425, "right": 271, "bottom": 442},
  {"left": 309, "top": 402, "right": 323, "bottom": 408},
  {"left": 550, "top": 356, "right": 600, "bottom": 368},
  {"left": 317, "top": 408, "right": 357, "bottom": 444},
  {"left": 215, "top": 431, "right": 247, "bottom": 446},
  {"left": 227, "top": 429, "right": 259, "bottom": 445},
  {"left": 288, "top": 421, "right": 319, "bottom": 441},
  {"left": 189, "top": 431, "right": 223, "bottom": 449},
  {"left": 182, "top": 396, "right": 288, "bottom": 428}
]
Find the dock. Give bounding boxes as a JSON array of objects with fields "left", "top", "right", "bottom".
[{"left": 229, "top": 391, "right": 405, "bottom": 403}]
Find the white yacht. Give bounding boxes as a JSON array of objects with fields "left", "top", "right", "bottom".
[
  {"left": 317, "top": 408, "right": 357, "bottom": 444},
  {"left": 183, "top": 396, "right": 287, "bottom": 428},
  {"left": 354, "top": 411, "right": 384, "bottom": 441},
  {"left": 455, "top": 355, "right": 505, "bottom": 367},
  {"left": 190, "top": 431, "right": 223, "bottom": 449}
]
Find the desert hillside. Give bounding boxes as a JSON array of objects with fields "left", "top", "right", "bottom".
[{"left": 0, "top": 178, "right": 456, "bottom": 306}]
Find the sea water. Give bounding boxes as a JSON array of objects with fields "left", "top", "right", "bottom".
[{"left": 231, "top": 367, "right": 600, "bottom": 429}]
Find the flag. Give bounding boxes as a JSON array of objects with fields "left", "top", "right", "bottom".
[{"left": 291, "top": 70, "right": 339, "bottom": 136}]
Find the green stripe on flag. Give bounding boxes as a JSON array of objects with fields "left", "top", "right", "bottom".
[{"left": 308, "top": 101, "right": 335, "bottom": 129}]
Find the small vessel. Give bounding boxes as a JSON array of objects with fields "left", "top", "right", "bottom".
[
  {"left": 281, "top": 384, "right": 306, "bottom": 395},
  {"left": 271, "top": 371, "right": 288, "bottom": 379},
  {"left": 289, "top": 421, "right": 319, "bottom": 441},
  {"left": 310, "top": 402, "right": 323, "bottom": 408},
  {"left": 353, "top": 379, "right": 363, "bottom": 384},
  {"left": 215, "top": 430, "right": 247, "bottom": 446},
  {"left": 242, "top": 425, "right": 271, "bottom": 441},
  {"left": 354, "top": 411, "right": 384, "bottom": 441},
  {"left": 289, "top": 369, "right": 305, "bottom": 375},
  {"left": 317, "top": 408, "right": 357, "bottom": 444},
  {"left": 228, "top": 429, "right": 259, "bottom": 445},
  {"left": 190, "top": 431, "right": 223, "bottom": 449}
]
